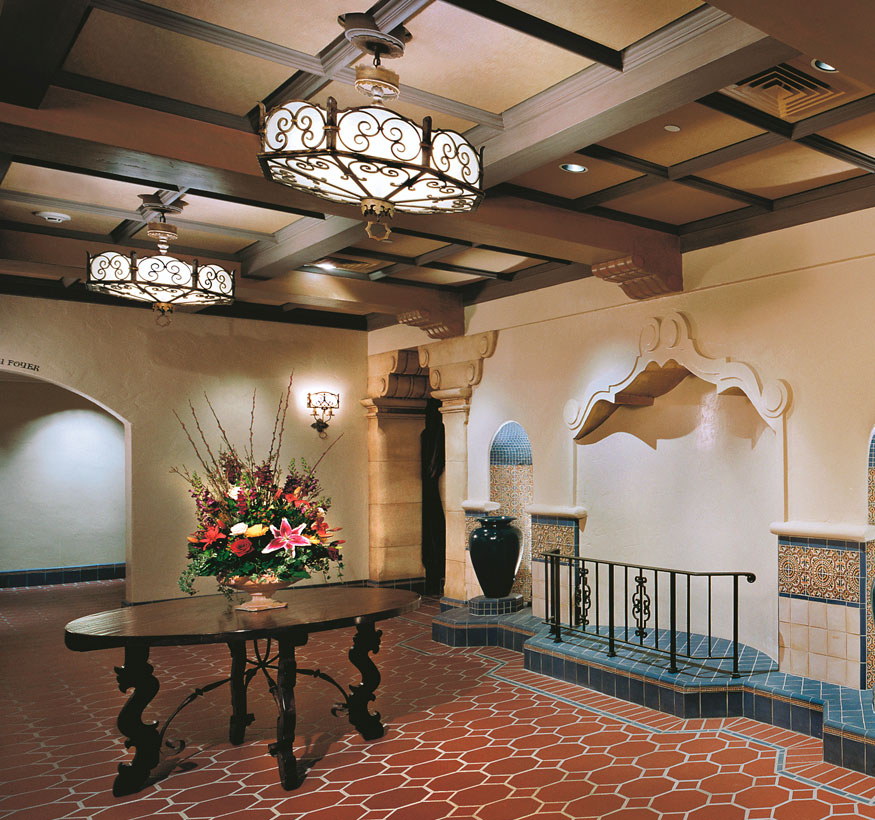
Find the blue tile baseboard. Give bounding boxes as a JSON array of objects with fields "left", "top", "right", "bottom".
[
  {"left": 432, "top": 604, "right": 875, "bottom": 778},
  {"left": 0, "top": 563, "right": 126, "bottom": 588},
  {"left": 366, "top": 576, "right": 426, "bottom": 594}
]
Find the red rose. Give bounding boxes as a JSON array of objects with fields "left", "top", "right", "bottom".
[{"left": 229, "top": 538, "right": 253, "bottom": 557}]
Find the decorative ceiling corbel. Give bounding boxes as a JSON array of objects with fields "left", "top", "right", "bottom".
[
  {"left": 396, "top": 291, "right": 465, "bottom": 339},
  {"left": 591, "top": 254, "right": 682, "bottom": 299}
]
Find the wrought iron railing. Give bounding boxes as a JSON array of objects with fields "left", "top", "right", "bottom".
[{"left": 542, "top": 550, "right": 756, "bottom": 675}]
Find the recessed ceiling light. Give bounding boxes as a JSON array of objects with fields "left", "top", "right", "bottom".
[
  {"left": 663, "top": 124, "right": 681, "bottom": 133},
  {"left": 559, "top": 163, "right": 588, "bottom": 173},
  {"left": 33, "top": 211, "right": 71, "bottom": 224},
  {"left": 315, "top": 260, "right": 337, "bottom": 270},
  {"left": 811, "top": 59, "right": 838, "bottom": 73}
]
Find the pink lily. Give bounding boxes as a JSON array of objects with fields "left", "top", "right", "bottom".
[{"left": 262, "top": 518, "right": 310, "bottom": 557}]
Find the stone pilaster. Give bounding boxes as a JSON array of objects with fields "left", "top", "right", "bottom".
[
  {"left": 361, "top": 349, "right": 428, "bottom": 586},
  {"left": 419, "top": 331, "right": 498, "bottom": 603}
]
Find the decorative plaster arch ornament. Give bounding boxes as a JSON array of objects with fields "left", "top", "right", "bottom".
[{"left": 564, "top": 312, "right": 791, "bottom": 440}]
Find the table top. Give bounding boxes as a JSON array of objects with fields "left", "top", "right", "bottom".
[{"left": 65, "top": 587, "right": 421, "bottom": 651}]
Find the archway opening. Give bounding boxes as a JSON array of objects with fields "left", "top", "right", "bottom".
[{"left": 0, "top": 370, "right": 129, "bottom": 586}]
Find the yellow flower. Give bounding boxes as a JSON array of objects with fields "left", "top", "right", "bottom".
[{"left": 246, "top": 524, "right": 270, "bottom": 538}]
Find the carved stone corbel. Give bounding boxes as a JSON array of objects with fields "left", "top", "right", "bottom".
[
  {"left": 591, "top": 254, "right": 682, "bottom": 299},
  {"left": 418, "top": 331, "right": 498, "bottom": 421}
]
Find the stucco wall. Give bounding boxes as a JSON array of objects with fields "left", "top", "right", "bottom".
[
  {"left": 0, "top": 379, "right": 125, "bottom": 571},
  {"left": 0, "top": 296, "right": 369, "bottom": 602}
]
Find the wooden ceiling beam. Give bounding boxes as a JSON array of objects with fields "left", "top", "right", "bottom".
[
  {"left": 698, "top": 92, "right": 875, "bottom": 172},
  {"left": 440, "top": 0, "right": 623, "bottom": 70},
  {"left": 792, "top": 94, "right": 875, "bottom": 138},
  {"left": 339, "top": 245, "right": 504, "bottom": 280},
  {"left": 0, "top": 0, "right": 92, "bottom": 108},
  {"left": 576, "top": 146, "right": 668, "bottom": 178},
  {"left": 667, "top": 133, "right": 785, "bottom": 177},
  {"left": 679, "top": 173, "right": 875, "bottom": 251},
  {"left": 674, "top": 176, "right": 773, "bottom": 210},
  {"left": 572, "top": 177, "right": 664, "bottom": 210},
  {"left": 54, "top": 71, "right": 253, "bottom": 133},
  {"left": 461, "top": 262, "right": 591, "bottom": 304}
]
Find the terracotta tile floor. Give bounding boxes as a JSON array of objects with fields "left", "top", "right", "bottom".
[{"left": 4, "top": 582, "right": 875, "bottom": 819}]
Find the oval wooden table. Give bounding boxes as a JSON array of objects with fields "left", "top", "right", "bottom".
[{"left": 65, "top": 586, "right": 421, "bottom": 797}]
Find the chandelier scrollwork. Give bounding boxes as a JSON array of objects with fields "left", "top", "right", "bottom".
[
  {"left": 257, "top": 96, "right": 483, "bottom": 239},
  {"left": 85, "top": 195, "right": 235, "bottom": 325}
]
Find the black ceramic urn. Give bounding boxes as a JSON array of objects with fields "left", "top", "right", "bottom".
[{"left": 468, "top": 516, "right": 522, "bottom": 599}]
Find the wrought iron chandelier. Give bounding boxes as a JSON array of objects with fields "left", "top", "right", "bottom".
[
  {"left": 86, "top": 195, "right": 235, "bottom": 325},
  {"left": 257, "top": 13, "right": 483, "bottom": 241}
]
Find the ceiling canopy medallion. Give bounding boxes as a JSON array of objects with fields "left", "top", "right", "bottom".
[
  {"left": 257, "top": 12, "right": 484, "bottom": 241},
  {"left": 86, "top": 194, "right": 235, "bottom": 325}
]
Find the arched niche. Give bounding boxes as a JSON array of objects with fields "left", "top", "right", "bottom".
[
  {"left": 489, "top": 421, "right": 533, "bottom": 600},
  {"left": 564, "top": 311, "right": 792, "bottom": 520},
  {"left": 0, "top": 367, "right": 131, "bottom": 585}
]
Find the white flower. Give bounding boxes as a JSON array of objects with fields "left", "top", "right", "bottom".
[
  {"left": 227, "top": 486, "right": 241, "bottom": 500},
  {"left": 230, "top": 522, "right": 248, "bottom": 536}
]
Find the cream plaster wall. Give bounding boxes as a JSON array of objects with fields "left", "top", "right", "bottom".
[
  {"left": 1, "top": 296, "right": 369, "bottom": 602},
  {"left": 458, "top": 208, "right": 875, "bottom": 533},
  {"left": 0, "top": 379, "right": 125, "bottom": 571}
]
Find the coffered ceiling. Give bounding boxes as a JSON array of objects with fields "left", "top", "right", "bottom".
[{"left": 0, "top": 0, "right": 872, "bottom": 334}]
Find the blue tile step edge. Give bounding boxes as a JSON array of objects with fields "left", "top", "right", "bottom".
[
  {"left": 469, "top": 594, "right": 524, "bottom": 616},
  {"left": 0, "top": 563, "right": 126, "bottom": 588},
  {"left": 432, "top": 606, "right": 875, "bottom": 778}
]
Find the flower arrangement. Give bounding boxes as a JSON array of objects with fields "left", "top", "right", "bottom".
[{"left": 174, "top": 377, "right": 344, "bottom": 595}]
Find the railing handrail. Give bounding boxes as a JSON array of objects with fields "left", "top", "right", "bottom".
[{"left": 539, "top": 549, "right": 756, "bottom": 583}]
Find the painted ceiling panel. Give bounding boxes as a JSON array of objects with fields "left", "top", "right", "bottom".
[
  {"left": 179, "top": 195, "right": 302, "bottom": 234},
  {"left": 608, "top": 183, "right": 745, "bottom": 224},
  {"left": 389, "top": 267, "right": 485, "bottom": 285},
  {"left": 64, "top": 10, "right": 292, "bottom": 116},
  {"left": 697, "top": 142, "right": 867, "bottom": 198},
  {"left": 510, "top": 155, "right": 642, "bottom": 198},
  {"left": 437, "top": 248, "right": 531, "bottom": 272},
  {"left": 2, "top": 163, "right": 149, "bottom": 211},
  {"left": 146, "top": 0, "right": 353, "bottom": 54},
  {"left": 819, "top": 113, "right": 875, "bottom": 157},
  {"left": 503, "top": 0, "right": 703, "bottom": 49},
  {"left": 0, "top": 202, "right": 119, "bottom": 236},
  {"left": 598, "top": 103, "right": 765, "bottom": 166},
  {"left": 384, "top": 2, "right": 591, "bottom": 113}
]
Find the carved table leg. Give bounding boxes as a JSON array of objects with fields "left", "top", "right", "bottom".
[
  {"left": 113, "top": 645, "right": 161, "bottom": 797},
  {"left": 228, "top": 641, "right": 249, "bottom": 745},
  {"left": 269, "top": 635, "right": 299, "bottom": 790},
  {"left": 347, "top": 622, "right": 385, "bottom": 741}
]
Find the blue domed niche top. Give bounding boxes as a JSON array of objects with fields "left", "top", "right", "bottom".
[{"left": 489, "top": 421, "right": 533, "bottom": 466}]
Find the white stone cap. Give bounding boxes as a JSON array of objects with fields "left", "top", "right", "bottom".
[
  {"left": 526, "top": 505, "right": 588, "bottom": 520},
  {"left": 770, "top": 521, "right": 875, "bottom": 542},
  {"left": 462, "top": 499, "right": 501, "bottom": 512}
]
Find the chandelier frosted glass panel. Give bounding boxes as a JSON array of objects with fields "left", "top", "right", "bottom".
[
  {"left": 257, "top": 97, "right": 483, "bottom": 236},
  {"left": 86, "top": 251, "right": 235, "bottom": 307}
]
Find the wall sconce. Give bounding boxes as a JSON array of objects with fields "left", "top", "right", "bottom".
[{"left": 307, "top": 391, "right": 340, "bottom": 438}]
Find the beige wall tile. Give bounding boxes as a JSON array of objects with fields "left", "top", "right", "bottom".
[
  {"left": 826, "top": 656, "right": 846, "bottom": 685},
  {"left": 790, "top": 598, "right": 809, "bottom": 625},
  {"left": 828, "top": 630, "right": 847, "bottom": 659},
  {"left": 846, "top": 660, "right": 861, "bottom": 689},
  {"left": 779, "top": 596, "right": 790, "bottom": 623},
  {"left": 809, "top": 653, "right": 827, "bottom": 681},
  {"left": 848, "top": 634, "right": 862, "bottom": 661},
  {"left": 789, "top": 624, "right": 808, "bottom": 651},
  {"left": 808, "top": 601, "right": 827, "bottom": 628},
  {"left": 846, "top": 605, "right": 861, "bottom": 634},
  {"left": 809, "top": 627, "right": 827, "bottom": 655},
  {"left": 826, "top": 604, "right": 846, "bottom": 632},
  {"left": 778, "top": 624, "right": 788, "bottom": 649},
  {"left": 787, "top": 649, "right": 808, "bottom": 676}
]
